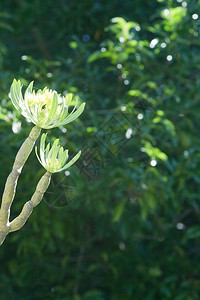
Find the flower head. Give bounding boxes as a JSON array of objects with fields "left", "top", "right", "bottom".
[
  {"left": 10, "top": 79, "right": 85, "bottom": 129},
  {"left": 35, "top": 133, "right": 81, "bottom": 173}
]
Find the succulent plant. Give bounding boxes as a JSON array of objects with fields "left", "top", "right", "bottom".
[
  {"left": 10, "top": 79, "right": 85, "bottom": 129},
  {"left": 35, "top": 133, "right": 81, "bottom": 173},
  {"left": 0, "top": 79, "right": 85, "bottom": 246}
]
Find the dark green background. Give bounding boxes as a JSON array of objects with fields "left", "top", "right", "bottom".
[{"left": 0, "top": 0, "right": 200, "bottom": 299}]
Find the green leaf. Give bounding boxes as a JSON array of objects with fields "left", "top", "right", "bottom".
[
  {"left": 59, "top": 150, "right": 81, "bottom": 171},
  {"left": 112, "top": 199, "right": 126, "bottom": 222}
]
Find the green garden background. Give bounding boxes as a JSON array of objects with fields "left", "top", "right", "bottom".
[{"left": 0, "top": 0, "right": 200, "bottom": 299}]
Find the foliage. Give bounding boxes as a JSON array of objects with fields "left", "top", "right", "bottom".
[{"left": 0, "top": 0, "right": 200, "bottom": 299}]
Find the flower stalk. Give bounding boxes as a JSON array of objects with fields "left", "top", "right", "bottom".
[
  {"left": 9, "top": 171, "right": 52, "bottom": 232},
  {"left": 0, "top": 126, "right": 41, "bottom": 226}
]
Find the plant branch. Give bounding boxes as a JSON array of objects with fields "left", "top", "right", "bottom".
[
  {"left": 10, "top": 171, "right": 51, "bottom": 232},
  {"left": 0, "top": 126, "right": 41, "bottom": 226}
]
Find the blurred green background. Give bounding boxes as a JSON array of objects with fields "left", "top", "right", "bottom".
[{"left": 0, "top": 0, "right": 200, "bottom": 299}]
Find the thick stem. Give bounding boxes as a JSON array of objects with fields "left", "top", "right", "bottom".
[
  {"left": 0, "top": 126, "right": 41, "bottom": 226},
  {"left": 0, "top": 225, "right": 10, "bottom": 246},
  {"left": 9, "top": 171, "right": 51, "bottom": 232}
]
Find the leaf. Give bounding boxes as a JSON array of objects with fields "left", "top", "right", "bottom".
[
  {"left": 88, "top": 51, "right": 102, "bottom": 63},
  {"left": 112, "top": 199, "right": 126, "bottom": 222}
]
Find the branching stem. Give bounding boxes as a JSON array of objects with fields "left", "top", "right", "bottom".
[{"left": 0, "top": 126, "right": 42, "bottom": 245}]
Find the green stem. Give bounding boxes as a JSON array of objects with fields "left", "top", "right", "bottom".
[
  {"left": 0, "top": 171, "right": 51, "bottom": 245},
  {"left": 0, "top": 225, "right": 10, "bottom": 246},
  {"left": 0, "top": 126, "right": 41, "bottom": 227},
  {"left": 10, "top": 171, "right": 51, "bottom": 232}
]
